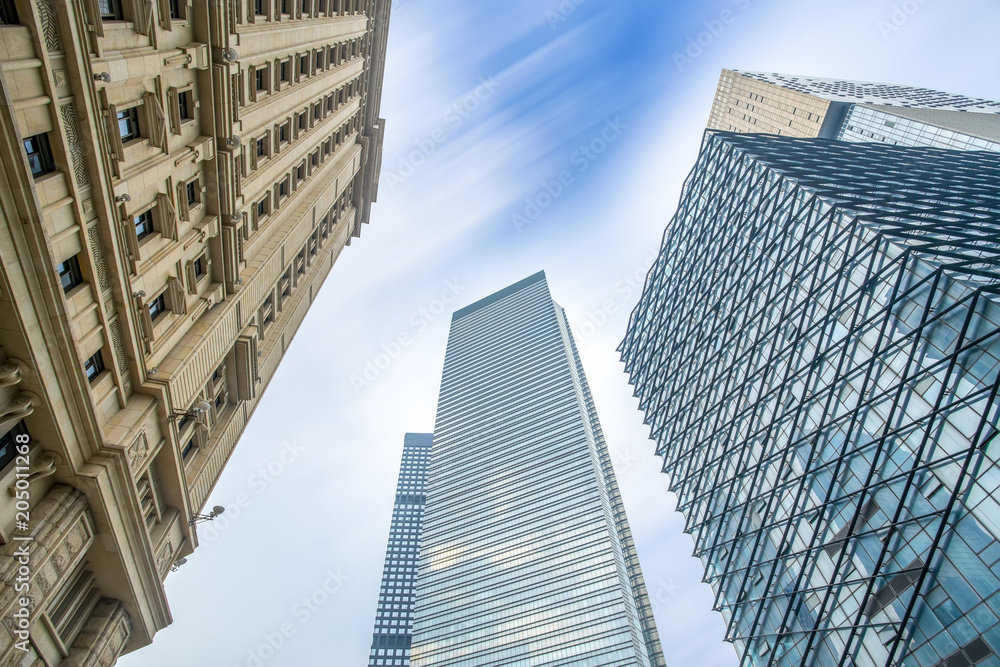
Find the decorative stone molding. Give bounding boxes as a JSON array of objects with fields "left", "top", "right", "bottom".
[
  {"left": 0, "top": 486, "right": 94, "bottom": 665},
  {"left": 0, "top": 358, "right": 28, "bottom": 387},
  {"left": 63, "top": 599, "right": 132, "bottom": 667},
  {"left": 87, "top": 226, "right": 112, "bottom": 293},
  {"left": 0, "top": 392, "right": 35, "bottom": 424},
  {"left": 61, "top": 104, "right": 92, "bottom": 189},
  {"left": 35, "top": 0, "right": 62, "bottom": 52},
  {"left": 126, "top": 433, "right": 149, "bottom": 472},
  {"left": 8, "top": 450, "right": 62, "bottom": 495},
  {"left": 155, "top": 538, "right": 174, "bottom": 577}
]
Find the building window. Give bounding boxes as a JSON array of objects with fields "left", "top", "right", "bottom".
[
  {"left": 280, "top": 0, "right": 289, "bottom": 14},
  {"left": 148, "top": 294, "right": 167, "bottom": 321},
  {"left": 84, "top": 350, "right": 105, "bottom": 383},
  {"left": 186, "top": 181, "right": 198, "bottom": 206},
  {"left": 57, "top": 256, "right": 84, "bottom": 293},
  {"left": 194, "top": 256, "right": 207, "bottom": 281},
  {"left": 254, "top": 0, "right": 266, "bottom": 15},
  {"left": 23, "top": 134, "right": 55, "bottom": 178},
  {"left": 99, "top": 0, "right": 124, "bottom": 20},
  {"left": 118, "top": 107, "right": 141, "bottom": 143},
  {"left": 178, "top": 90, "right": 193, "bottom": 121},
  {"left": 134, "top": 210, "right": 154, "bottom": 241},
  {"left": 256, "top": 196, "right": 270, "bottom": 221},
  {"left": 259, "top": 293, "right": 275, "bottom": 333},
  {"left": 279, "top": 60, "right": 290, "bottom": 85},
  {"left": 168, "top": 0, "right": 182, "bottom": 19},
  {"left": 299, "top": 54, "right": 310, "bottom": 77},
  {"left": 256, "top": 136, "right": 268, "bottom": 158},
  {"left": 182, "top": 437, "right": 196, "bottom": 460},
  {"left": 255, "top": 68, "right": 267, "bottom": 93},
  {"left": 278, "top": 121, "right": 290, "bottom": 145},
  {"left": 278, "top": 177, "right": 289, "bottom": 199},
  {"left": 298, "top": 112, "right": 308, "bottom": 132},
  {"left": 0, "top": 0, "right": 19, "bottom": 24},
  {"left": 0, "top": 421, "right": 30, "bottom": 472}
]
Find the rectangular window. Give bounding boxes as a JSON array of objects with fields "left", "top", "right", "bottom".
[
  {"left": 255, "top": 68, "right": 266, "bottom": 92},
  {"left": 186, "top": 181, "right": 198, "bottom": 206},
  {"left": 278, "top": 121, "right": 290, "bottom": 144},
  {"left": 169, "top": 0, "right": 182, "bottom": 19},
  {"left": 299, "top": 54, "right": 309, "bottom": 77},
  {"left": 178, "top": 90, "right": 193, "bottom": 121},
  {"left": 84, "top": 350, "right": 105, "bottom": 383},
  {"left": 182, "top": 438, "right": 196, "bottom": 460},
  {"left": 148, "top": 294, "right": 166, "bottom": 321},
  {"left": 134, "top": 210, "right": 154, "bottom": 241},
  {"left": 254, "top": 0, "right": 266, "bottom": 15},
  {"left": 256, "top": 197, "right": 269, "bottom": 219},
  {"left": 23, "top": 134, "right": 55, "bottom": 177},
  {"left": 256, "top": 136, "right": 267, "bottom": 158},
  {"left": 279, "top": 61, "right": 290, "bottom": 84},
  {"left": 57, "top": 256, "right": 84, "bottom": 293},
  {"left": 99, "top": 0, "right": 123, "bottom": 20},
  {"left": 194, "top": 256, "right": 207, "bottom": 281},
  {"left": 278, "top": 177, "right": 289, "bottom": 199},
  {"left": 0, "top": 421, "right": 30, "bottom": 471},
  {"left": 298, "top": 112, "right": 308, "bottom": 132},
  {"left": 280, "top": 0, "right": 289, "bottom": 14},
  {"left": 118, "top": 107, "right": 141, "bottom": 142},
  {"left": 0, "top": 0, "right": 19, "bottom": 24}
]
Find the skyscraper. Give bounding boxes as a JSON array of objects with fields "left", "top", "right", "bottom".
[
  {"left": 0, "top": 1, "right": 388, "bottom": 662},
  {"left": 708, "top": 70, "right": 1000, "bottom": 152},
  {"left": 368, "top": 433, "right": 432, "bottom": 667},
  {"left": 411, "top": 272, "right": 665, "bottom": 666},
  {"left": 621, "top": 131, "right": 1000, "bottom": 665}
]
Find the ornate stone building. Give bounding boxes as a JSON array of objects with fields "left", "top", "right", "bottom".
[{"left": 0, "top": 0, "right": 388, "bottom": 663}]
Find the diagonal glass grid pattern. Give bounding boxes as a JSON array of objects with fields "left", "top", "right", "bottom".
[{"left": 621, "top": 132, "right": 1000, "bottom": 666}]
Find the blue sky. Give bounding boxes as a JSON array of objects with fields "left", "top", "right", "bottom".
[{"left": 120, "top": 1, "right": 1000, "bottom": 665}]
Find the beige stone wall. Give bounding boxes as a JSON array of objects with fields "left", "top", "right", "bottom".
[
  {"left": 707, "top": 69, "right": 830, "bottom": 137},
  {"left": 0, "top": 0, "right": 387, "bottom": 662}
]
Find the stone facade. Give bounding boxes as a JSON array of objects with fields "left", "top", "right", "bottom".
[{"left": 0, "top": 0, "right": 388, "bottom": 662}]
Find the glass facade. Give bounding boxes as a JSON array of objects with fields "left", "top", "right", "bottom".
[
  {"left": 368, "top": 433, "right": 433, "bottom": 667},
  {"left": 837, "top": 106, "right": 1000, "bottom": 153},
  {"left": 621, "top": 132, "right": 1000, "bottom": 666},
  {"left": 411, "top": 272, "right": 665, "bottom": 666}
]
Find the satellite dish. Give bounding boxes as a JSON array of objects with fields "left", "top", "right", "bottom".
[
  {"left": 93, "top": 72, "right": 111, "bottom": 83},
  {"left": 195, "top": 400, "right": 212, "bottom": 413},
  {"left": 212, "top": 505, "right": 226, "bottom": 516},
  {"left": 176, "top": 557, "right": 188, "bottom": 566},
  {"left": 227, "top": 136, "right": 242, "bottom": 148},
  {"left": 222, "top": 48, "right": 238, "bottom": 62}
]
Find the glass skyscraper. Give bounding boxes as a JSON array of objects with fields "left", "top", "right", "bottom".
[
  {"left": 411, "top": 272, "right": 665, "bottom": 666},
  {"left": 621, "top": 131, "right": 1000, "bottom": 666},
  {"left": 368, "top": 433, "right": 432, "bottom": 667}
]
